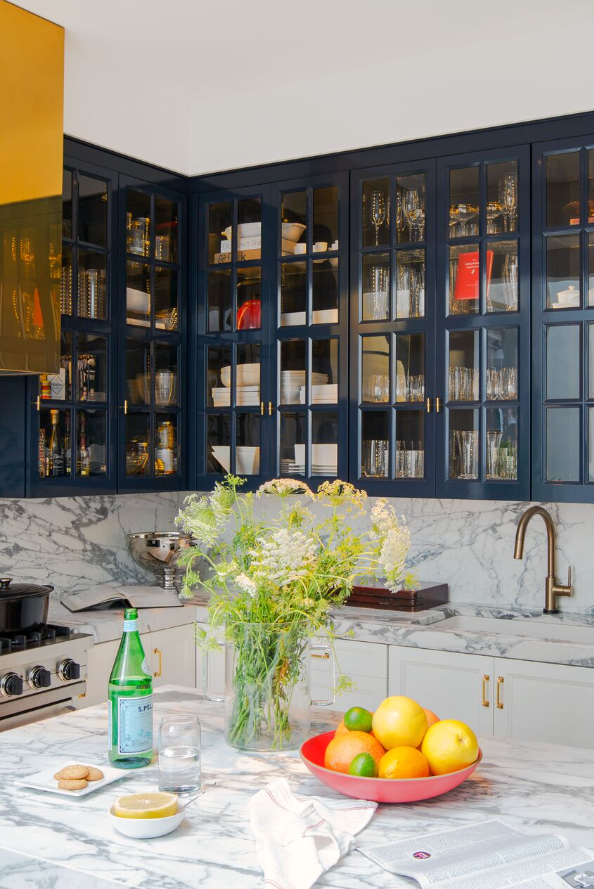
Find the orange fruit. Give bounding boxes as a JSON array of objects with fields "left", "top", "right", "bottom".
[
  {"left": 421, "top": 719, "right": 478, "bottom": 776},
  {"left": 324, "top": 731, "right": 385, "bottom": 774},
  {"left": 378, "top": 746, "right": 430, "bottom": 779},
  {"left": 372, "top": 697, "right": 428, "bottom": 750},
  {"left": 423, "top": 708, "right": 440, "bottom": 729}
]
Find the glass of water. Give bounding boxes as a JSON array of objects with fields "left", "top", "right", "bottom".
[{"left": 158, "top": 715, "right": 201, "bottom": 794}]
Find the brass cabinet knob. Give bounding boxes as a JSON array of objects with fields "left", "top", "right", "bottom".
[{"left": 482, "top": 674, "right": 490, "bottom": 708}]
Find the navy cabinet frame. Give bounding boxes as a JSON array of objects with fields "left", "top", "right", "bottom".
[
  {"left": 195, "top": 184, "right": 274, "bottom": 490},
  {"left": 436, "top": 145, "right": 531, "bottom": 501},
  {"left": 531, "top": 134, "right": 594, "bottom": 503},
  {"left": 350, "top": 160, "right": 437, "bottom": 497},
  {"left": 117, "top": 174, "right": 187, "bottom": 493}
]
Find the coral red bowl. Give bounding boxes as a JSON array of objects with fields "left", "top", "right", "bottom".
[{"left": 300, "top": 731, "right": 482, "bottom": 804}]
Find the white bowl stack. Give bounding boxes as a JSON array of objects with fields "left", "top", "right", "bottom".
[
  {"left": 211, "top": 446, "right": 260, "bottom": 475},
  {"left": 299, "top": 383, "right": 338, "bottom": 404},
  {"left": 281, "top": 370, "right": 328, "bottom": 403}
]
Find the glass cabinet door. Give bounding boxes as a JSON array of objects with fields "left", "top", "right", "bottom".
[
  {"left": 274, "top": 175, "right": 348, "bottom": 482},
  {"left": 352, "top": 163, "right": 435, "bottom": 495},
  {"left": 532, "top": 137, "right": 594, "bottom": 501},
  {"left": 34, "top": 163, "right": 115, "bottom": 493},
  {"left": 122, "top": 180, "right": 183, "bottom": 487},
  {"left": 199, "top": 188, "right": 268, "bottom": 483},
  {"left": 437, "top": 147, "right": 529, "bottom": 499}
]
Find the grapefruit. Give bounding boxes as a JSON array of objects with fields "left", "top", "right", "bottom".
[
  {"left": 372, "top": 696, "right": 428, "bottom": 750},
  {"left": 378, "top": 746, "right": 430, "bottom": 779},
  {"left": 421, "top": 719, "right": 479, "bottom": 775},
  {"left": 324, "top": 731, "right": 385, "bottom": 774}
]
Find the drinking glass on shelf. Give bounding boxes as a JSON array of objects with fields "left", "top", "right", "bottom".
[
  {"left": 498, "top": 441, "right": 518, "bottom": 480},
  {"left": 503, "top": 367, "right": 518, "bottom": 400},
  {"left": 486, "top": 202, "right": 503, "bottom": 234},
  {"left": 500, "top": 172, "right": 518, "bottom": 231},
  {"left": 403, "top": 189, "right": 424, "bottom": 241},
  {"left": 366, "top": 264, "right": 389, "bottom": 320},
  {"left": 158, "top": 715, "right": 201, "bottom": 794},
  {"left": 365, "top": 374, "right": 390, "bottom": 403},
  {"left": 396, "top": 374, "right": 407, "bottom": 402},
  {"left": 408, "top": 375, "right": 425, "bottom": 402},
  {"left": 486, "top": 430, "right": 503, "bottom": 479},
  {"left": 454, "top": 430, "right": 478, "bottom": 479},
  {"left": 362, "top": 440, "right": 388, "bottom": 477},
  {"left": 370, "top": 190, "right": 386, "bottom": 246},
  {"left": 502, "top": 253, "right": 519, "bottom": 311}
]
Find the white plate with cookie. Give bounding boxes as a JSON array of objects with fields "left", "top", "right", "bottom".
[{"left": 15, "top": 761, "right": 129, "bottom": 797}]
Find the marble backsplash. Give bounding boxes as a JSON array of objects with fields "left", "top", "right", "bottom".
[{"left": 0, "top": 491, "right": 592, "bottom": 617}]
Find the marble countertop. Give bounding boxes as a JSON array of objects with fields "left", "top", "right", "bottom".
[
  {"left": 2, "top": 685, "right": 594, "bottom": 889},
  {"left": 49, "top": 590, "right": 594, "bottom": 668}
]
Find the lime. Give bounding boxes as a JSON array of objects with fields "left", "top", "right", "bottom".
[
  {"left": 344, "top": 706, "right": 373, "bottom": 733},
  {"left": 348, "top": 752, "right": 378, "bottom": 778}
]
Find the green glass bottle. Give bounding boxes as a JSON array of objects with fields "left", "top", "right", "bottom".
[{"left": 108, "top": 607, "right": 153, "bottom": 769}]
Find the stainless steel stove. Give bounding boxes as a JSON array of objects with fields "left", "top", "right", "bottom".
[{"left": 0, "top": 624, "right": 93, "bottom": 730}]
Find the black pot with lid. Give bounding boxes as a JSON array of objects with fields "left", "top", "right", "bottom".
[{"left": 0, "top": 577, "right": 53, "bottom": 633}]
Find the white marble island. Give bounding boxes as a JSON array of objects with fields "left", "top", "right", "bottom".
[{"left": 1, "top": 686, "right": 594, "bottom": 889}]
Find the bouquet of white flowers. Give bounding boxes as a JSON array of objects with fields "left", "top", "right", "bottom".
[{"left": 176, "top": 475, "right": 415, "bottom": 750}]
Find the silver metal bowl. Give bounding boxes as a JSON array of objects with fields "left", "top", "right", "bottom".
[{"left": 127, "top": 532, "right": 200, "bottom": 591}]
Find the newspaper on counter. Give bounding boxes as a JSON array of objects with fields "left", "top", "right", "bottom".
[{"left": 359, "top": 819, "right": 594, "bottom": 889}]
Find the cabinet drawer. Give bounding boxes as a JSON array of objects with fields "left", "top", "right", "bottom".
[
  {"left": 313, "top": 638, "right": 387, "bottom": 679},
  {"left": 149, "top": 625, "right": 196, "bottom": 689}
]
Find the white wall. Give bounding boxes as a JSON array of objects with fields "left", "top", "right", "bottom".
[{"left": 17, "top": 0, "right": 594, "bottom": 176}]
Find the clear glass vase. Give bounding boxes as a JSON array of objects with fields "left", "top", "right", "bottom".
[{"left": 203, "top": 622, "right": 334, "bottom": 751}]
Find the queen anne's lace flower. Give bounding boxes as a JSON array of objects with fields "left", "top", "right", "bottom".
[
  {"left": 380, "top": 523, "right": 412, "bottom": 592},
  {"left": 317, "top": 480, "right": 367, "bottom": 513},
  {"left": 257, "top": 478, "right": 314, "bottom": 498},
  {"left": 250, "top": 527, "right": 317, "bottom": 585},
  {"left": 235, "top": 573, "right": 257, "bottom": 597}
]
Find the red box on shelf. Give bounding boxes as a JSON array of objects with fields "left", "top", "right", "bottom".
[{"left": 454, "top": 250, "right": 493, "bottom": 301}]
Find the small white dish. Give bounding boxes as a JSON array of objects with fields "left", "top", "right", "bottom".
[
  {"left": 293, "top": 243, "right": 307, "bottom": 254},
  {"left": 312, "top": 241, "right": 328, "bottom": 253},
  {"left": 15, "top": 761, "right": 128, "bottom": 798},
  {"left": 109, "top": 806, "right": 184, "bottom": 839}
]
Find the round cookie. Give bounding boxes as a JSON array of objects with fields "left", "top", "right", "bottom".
[
  {"left": 54, "top": 764, "right": 90, "bottom": 781},
  {"left": 85, "top": 767, "right": 104, "bottom": 782},
  {"left": 58, "top": 778, "right": 88, "bottom": 791}
]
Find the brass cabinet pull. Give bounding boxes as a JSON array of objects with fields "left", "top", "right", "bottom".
[
  {"left": 482, "top": 674, "right": 490, "bottom": 708},
  {"left": 311, "top": 652, "right": 330, "bottom": 660},
  {"left": 426, "top": 397, "right": 432, "bottom": 413},
  {"left": 260, "top": 401, "right": 264, "bottom": 416},
  {"left": 153, "top": 647, "right": 163, "bottom": 678},
  {"left": 268, "top": 401, "right": 273, "bottom": 416},
  {"left": 124, "top": 400, "right": 128, "bottom": 415},
  {"left": 436, "top": 397, "right": 441, "bottom": 413},
  {"left": 36, "top": 395, "right": 40, "bottom": 412},
  {"left": 496, "top": 676, "right": 504, "bottom": 709}
]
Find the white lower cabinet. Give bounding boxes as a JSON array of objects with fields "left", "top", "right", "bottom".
[
  {"left": 83, "top": 623, "right": 197, "bottom": 708},
  {"left": 311, "top": 639, "right": 388, "bottom": 712},
  {"left": 389, "top": 645, "right": 594, "bottom": 749},
  {"left": 493, "top": 658, "right": 594, "bottom": 748},
  {"left": 388, "top": 647, "right": 494, "bottom": 736}
]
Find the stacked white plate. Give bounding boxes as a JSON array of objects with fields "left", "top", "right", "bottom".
[
  {"left": 299, "top": 383, "right": 338, "bottom": 404},
  {"left": 211, "top": 446, "right": 260, "bottom": 474},
  {"left": 281, "top": 371, "right": 328, "bottom": 403},
  {"left": 312, "top": 444, "right": 337, "bottom": 476},
  {"left": 212, "top": 386, "right": 260, "bottom": 407}
]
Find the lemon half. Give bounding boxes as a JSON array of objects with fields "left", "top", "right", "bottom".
[{"left": 113, "top": 792, "right": 178, "bottom": 819}]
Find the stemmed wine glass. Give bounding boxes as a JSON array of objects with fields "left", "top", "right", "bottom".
[
  {"left": 370, "top": 190, "right": 386, "bottom": 246},
  {"left": 403, "top": 189, "right": 424, "bottom": 241},
  {"left": 500, "top": 172, "right": 518, "bottom": 231}
]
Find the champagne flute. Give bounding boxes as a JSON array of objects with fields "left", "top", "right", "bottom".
[
  {"left": 500, "top": 172, "right": 518, "bottom": 231},
  {"left": 370, "top": 190, "right": 386, "bottom": 246},
  {"left": 403, "top": 189, "right": 420, "bottom": 241}
]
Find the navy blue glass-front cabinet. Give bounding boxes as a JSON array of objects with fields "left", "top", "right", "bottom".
[
  {"left": 24, "top": 161, "right": 187, "bottom": 497},
  {"left": 270, "top": 173, "right": 349, "bottom": 484},
  {"left": 350, "top": 162, "right": 437, "bottom": 496},
  {"left": 27, "top": 160, "right": 118, "bottom": 496},
  {"left": 118, "top": 176, "right": 186, "bottom": 492},
  {"left": 351, "top": 147, "right": 530, "bottom": 500},
  {"left": 195, "top": 185, "right": 273, "bottom": 488},
  {"left": 531, "top": 135, "right": 594, "bottom": 502},
  {"left": 436, "top": 146, "right": 530, "bottom": 501}
]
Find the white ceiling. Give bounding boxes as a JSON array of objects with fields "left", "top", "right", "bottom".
[{"left": 15, "top": 0, "right": 594, "bottom": 176}]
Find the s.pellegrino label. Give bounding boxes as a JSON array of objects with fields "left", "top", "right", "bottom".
[{"left": 108, "top": 607, "right": 153, "bottom": 769}]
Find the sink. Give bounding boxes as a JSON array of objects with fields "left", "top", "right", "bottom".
[{"left": 437, "top": 615, "right": 594, "bottom": 644}]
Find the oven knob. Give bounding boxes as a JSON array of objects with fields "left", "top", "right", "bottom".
[
  {"left": 29, "top": 666, "right": 51, "bottom": 689},
  {"left": 1, "top": 672, "right": 23, "bottom": 697},
  {"left": 58, "top": 659, "right": 81, "bottom": 682}
]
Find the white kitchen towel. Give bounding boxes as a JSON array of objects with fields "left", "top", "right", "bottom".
[{"left": 248, "top": 777, "right": 377, "bottom": 889}]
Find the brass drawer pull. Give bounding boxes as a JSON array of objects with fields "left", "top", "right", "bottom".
[
  {"left": 436, "top": 396, "right": 441, "bottom": 413},
  {"left": 311, "top": 652, "right": 330, "bottom": 660},
  {"left": 268, "top": 401, "right": 273, "bottom": 416},
  {"left": 496, "top": 676, "right": 504, "bottom": 709},
  {"left": 426, "top": 397, "right": 432, "bottom": 413},
  {"left": 153, "top": 647, "right": 163, "bottom": 678},
  {"left": 482, "top": 674, "right": 490, "bottom": 708},
  {"left": 260, "top": 401, "right": 264, "bottom": 416}
]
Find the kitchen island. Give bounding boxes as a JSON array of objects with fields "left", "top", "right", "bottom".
[{"left": 1, "top": 686, "right": 593, "bottom": 888}]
